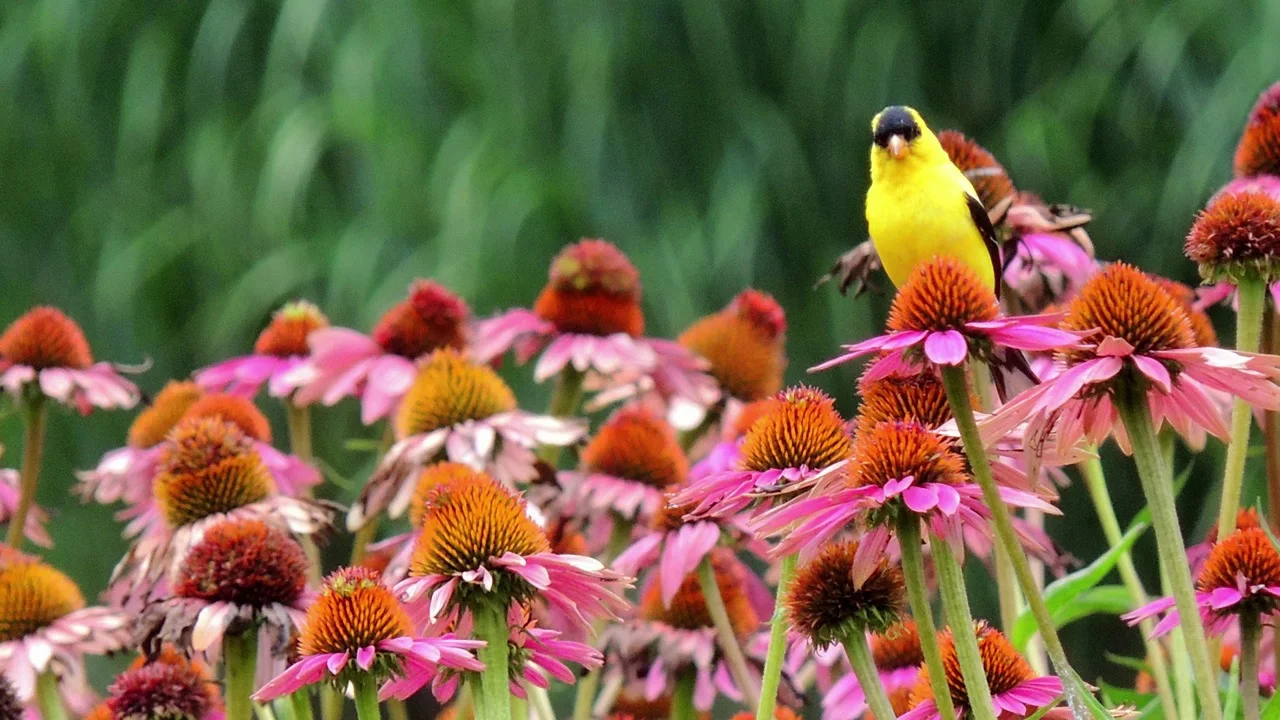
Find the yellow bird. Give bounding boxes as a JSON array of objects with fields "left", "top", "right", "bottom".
[{"left": 866, "top": 106, "right": 1001, "bottom": 294}]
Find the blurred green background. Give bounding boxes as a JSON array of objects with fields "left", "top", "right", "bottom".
[{"left": 3, "top": 0, "right": 1280, "bottom": 714}]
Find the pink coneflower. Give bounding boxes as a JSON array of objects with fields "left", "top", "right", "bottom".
[
  {"left": 253, "top": 567, "right": 484, "bottom": 703},
  {"left": 395, "top": 470, "right": 630, "bottom": 629},
  {"left": 1235, "top": 81, "right": 1280, "bottom": 181},
  {"left": 979, "top": 263, "right": 1280, "bottom": 456},
  {"left": 0, "top": 306, "right": 140, "bottom": 413},
  {"left": 349, "top": 348, "right": 583, "bottom": 530},
  {"left": 0, "top": 548, "right": 130, "bottom": 712},
  {"left": 0, "top": 468, "right": 49, "bottom": 548},
  {"left": 195, "top": 300, "right": 329, "bottom": 399},
  {"left": 470, "top": 239, "right": 659, "bottom": 383},
  {"left": 106, "top": 650, "right": 224, "bottom": 720},
  {"left": 287, "top": 280, "right": 470, "bottom": 424}
]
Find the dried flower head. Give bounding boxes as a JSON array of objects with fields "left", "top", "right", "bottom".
[
  {"left": 0, "top": 554, "right": 86, "bottom": 642},
  {"left": 1235, "top": 82, "right": 1280, "bottom": 179},
  {"left": 639, "top": 550, "right": 758, "bottom": 637},
  {"left": 679, "top": 290, "right": 787, "bottom": 401},
  {"left": 888, "top": 257, "right": 999, "bottom": 333},
  {"left": 254, "top": 301, "right": 329, "bottom": 357},
  {"left": 856, "top": 370, "right": 953, "bottom": 435},
  {"left": 938, "top": 130, "right": 1016, "bottom": 211},
  {"left": 182, "top": 393, "right": 273, "bottom": 443},
  {"left": 173, "top": 518, "right": 308, "bottom": 607},
  {"left": 154, "top": 418, "right": 275, "bottom": 528},
  {"left": 1197, "top": 527, "right": 1280, "bottom": 616},
  {"left": 107, "top": 655, "right": 219, "bottom": 720},
  {"left": 582, "top": 406, "right": 688, "bottom": 489},
  {"left": 394, "top": 348, "right": 517, "bottom": 439},
  {"left": 1060, "top": 263, "right": 1195, "bottom": 360},
  {"left": 372, "top": 281, "right": 469, "bottom": 358},
  {"left": 299, "top": 567, "right": 414, "bottom": 657},
  {"left": 786, "top": 541, "right": 906, "bottom": 646},
  {"left": 1185, "top": 191, "right": 1280, "bottom": 283},
  {"left": 408, "top": 462, "right": 484, "bottom": 528},
  {"left": 0, "top": 306, "right": 93, "bottom": 370},
  {"left": 1155, "top": 278, "right": 1219, "bottom": 348},
  {"left": 128, "top": 381, "right": 204, "bottom": 449},
  {"left": 739, "top": 387, "right": 852, "bottom": 472},
  {"left": 911, "top": 622, "right": 1037, "bottom": 713},
  {"left": 534, "top": 239, "right": 644, "bottom": 336}
]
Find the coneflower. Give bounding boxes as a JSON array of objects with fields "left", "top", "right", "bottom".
[
  {"left": 0, "top": 306, "right": 140, "bottom": 548},
  {"left": 678, "top": 288, "right": 788, "bottom": 405},
  {"left": 1235, "top": 81, "right": 1280, "bottom": 182},
  {"left": 106, "top": 651, "right": 223, "bottom": 720},
  {"left": 195, "top": 299, "right": 329, "bottom": 403}
]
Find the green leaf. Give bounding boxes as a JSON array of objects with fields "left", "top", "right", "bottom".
[
  {"left": 1262, "top": 682, "right": 1280, "bottom": 720},
  {"left": 1050, "top": 585, "right": 1134, "bottom": 629},
  {"left": 1012, "top": 520, "right": 1149, "bottom": 650},
  {"left": 1222, "top": 655, "right": 1240, "bottom": 720}
]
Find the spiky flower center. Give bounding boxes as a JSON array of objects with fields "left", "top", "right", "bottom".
[
  {"left": 639, "top": 551, "right": 758, "bottom": 636},
  {"left": 1204, "top": 508, "right": 1263, "bottom": 546},
  {"left": 0, "top": 306, "right": 93, "bottom": 370},
  {"left": 371, "top": 280, "right": 469, "bottom": 359},
  {"left": 872, "top": 620, "right": 925, "bottom": 671},
  {"left": 1198, "top": 528, "right": 1280, "bottom": 604},
  {"left": 856, "top": 371, "right": 953, "bottom": 435},
  {"left": 728, "top": 399, "right": 774, "bottom": 439},
  {"left": 174, "top": 519, "right": 308, "bottom": 607},
  {"left": 729, "top": 290, "right": 786, "bottom": 340},
  {"left": 409, "top": 462, "right": 486, "bottom": 528},
  {"left": 1060, "top": 263, "right": 1195, "bottom": 359},
  {"left": 107, "top": 660, "right": 217, "bottom": 720},
  {"left": 254, "top": 300, "right": 329, "bottom": 357},
  {"left": 0, "top": 555, "right": 86, "bottom": 642},
  {"left": 154, "top": 418, "right": 275, "bottom": 528},
  {"left": 299, "top": 567, "right": 414, "bottom": 655},
  {"left": 581, "top": 407, "right": 688, "bottom": 489},
  {"left": 0, "top": 678, "right": 20, "bottom": 720},
  {"left": 1185, "top": 191, "right": 1280, "bottom": 281},
  {"left": 128, "top": 381, "right": 204, "bottom": 449},
  {"left": 1235, "top": 81, "right": 1280, "bottom": 179},
  {"left": 532, "top": 239, "right": 644, "bottom": 337},
  {"left": 739, "top": 387, "right": 852, "bottom": 472},
  {"left": 679, "top": 294, "right": 787, "bottom": 402},
  {"left": 394, "top": 348, "right": 517, "bottom": 438},
  {"left": 1156, "top": 278, "right": 1219, "bottom": 348},
  {"left": 409, "top": 473, "right": 550, "bottom": 580},
  {"left": 913, "top": 623, "right": 1036, "bottom": 711},
  {"left": 849, "top": 421, "right": 967, "bottom": 493},
  {"left": 786, "top": 541, "right": 906, "bottom": 646},
  {"left": 649, "top": 492, "right": 697, "bottom": 534},
  {"left": 182, "top": 393, "right": 273, "bottom": 443},
  {"left": 887, "top": 257, "right": 999, "bottom": 333},
  {"left": 938, "top": 130, "right": 1016, "bottom": 212}
]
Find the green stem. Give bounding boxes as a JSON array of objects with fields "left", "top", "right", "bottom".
[
  {"left": 570, "top": 518, "right": 633, "bottom": 720},
  {"left": 670, "top": 673, "right": 697, "bottom": 720},
  {"left": 510, "top": 696, "right": 527, "bottom": 720},
  {"left": 6, "top": 396, "right": 46, "bottom": 548},
  {"left": 896, "top": 518, "right": 958, "bottom": 720},
  {"left": 930, "top": 528, "right": 999, "bottom": 720},
  {"left": 473, "top": 603, "right": 513, "bottom": 720},
  {"left": 1218, "top": 275, "right": 1267, "bottom": 542},
  {"left": 225, "top": 627, "right": 260, "bottom": 720},
  {"left": 755, "top": 553, "right": 798, "bottom": 720},
  {"left": 1242, "top": 611, "right": 1262, "bottom": 720},
  {"left": 696, "top": 556, "right": 760, "bottom": 707},
  {"left": 286, "top": 401, "right": 314, "bottom": 462},
  {"left": 35, "top": 671, "right": 67, "bottom": 720},
  {"left": 386, "top": 699, "right": 408, "bottom": 720},
  {"left": 1114, "top": 382, "right": 1223, "bottom": 720},
  {"left": 1078, "top": 455, "right": 1180, "bottom": 720},
  {"left": 843, "top": 631, "right": 899, "bottom": 720},
  {"left": 352, "top": 674, "right": 381, "bottom": 720},
  {"left": 538, "top": 368, "right": 584, "bottom": 464},
  {"left": 349, "top": 423, "right": 397, "bottom": 567},
  {"left": 288, "top": 691, "right": 314, "bottom": 720},
  {"left": 940, "top": 365, "right": 1094, "bottom": 718},
  {"left": 993, "top": 541, "right": 1020, "bottom": 634}
]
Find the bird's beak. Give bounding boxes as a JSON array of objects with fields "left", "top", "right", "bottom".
[{"left": 888, "top": 134, "right": 907, "bottom": 159}]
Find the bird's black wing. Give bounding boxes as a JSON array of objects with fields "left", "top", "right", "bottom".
[{"left": 965, "top": 191, "right": 1003, "bottom": 299}]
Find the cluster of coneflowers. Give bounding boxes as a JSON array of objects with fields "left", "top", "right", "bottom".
[{"left": 3, "top": 85, "right": 1280, "bottom": 720}]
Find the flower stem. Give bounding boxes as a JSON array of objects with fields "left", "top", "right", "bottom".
[
  {"left": 755, "top": 553, "right": 797, "bottom": 720},
  {"left": 571, "top": 518, "right": 634, "bottom": 720},
  {"left": 670, "top": 672, "right": 697, "bottom": 720},
  {"left": 35, "top": 671, "right": 67, "bottom": 720},
  {"left": 224, "top": 626, "right": 260, "bottom": 720},
  {"left": 1265, "top": 305, "right": 1280, "bottom": 680},
  {"left": 386, "top": 699, "right": 408, "bottom": 720},
  {"left": 286, "top": 400, "right": 314, "bottom": 462},
  {"left": 843, "top": 630, "right": 899, "bottom": 720},
  {"left": 288, "top": 691, "right": 314, "bottom": 720},
  {"left": 896, "top": 518, "right": 958, "bottom": 720},
  {"left": 1218, "top": 274, "right": 1267, "bottom": 541},
  {"left": 929, "top": 527, "right": 999, "bottom": 720},
  {"left": 1078, "top": 455, "right": 1180, "bottom": 720},
  {"left": 696, "top": 555, "right": 760, "bottom": 707},
  {"left": 352, "top": 674, "right": 381, "bottom": 720},
  {"left": 6, "top": 395, "right": 46, "bottom": 548},
  {"left": 538, "top": 368, "right": 584, "bottom": 464},
  {"left": 940, "top": 364, "right": 1094, "bottom": 719},
  {"left": 349, "top": 423, "right": 396, "bottom": 567},
  {"left": 1114, "top": 382, "right": 1223, "bottom": 720},
  {"left": 473, "top": 603, "right": 512, "bottom": 720},
  {"left": 1242, "top": 610, "right": 1262, "bottom": 720}
]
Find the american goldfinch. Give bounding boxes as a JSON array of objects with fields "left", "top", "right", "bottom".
[{"left": 865, "top": 105, "right": 1002, "bottom": 294}]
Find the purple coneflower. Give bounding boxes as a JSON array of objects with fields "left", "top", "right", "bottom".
[{"left": 195, "top": 300, "right": 329, "bottom": 399}]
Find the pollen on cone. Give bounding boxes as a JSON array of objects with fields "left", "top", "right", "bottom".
[
  {"left": 1235, "top": 81, "right": 1280, "bottom": 179},
  {"left": 887, "top": 257, "right": 999, "bottom": 333},
  {"left": 394, "top": 348, "right": 517, "bottom": 438},
  {"left": 173, "top": 518, "right": 308, "bottom": 607},
  {"left": 939, "top": 130, "right": 1016, "bottom": 212},
  {"left": 183, "top": 393, "right": 273, "bottom": 443},
  {"left": 408, "top": 462, "right": 486, "bottom": 528},
  {"left": 856, "top": 370, "right": 953, "bottom": 436},
  {"left": 128, "top": 381, "right": 205, "bottom": 449},
  {"left": 739, "top": 386, "right": 852, "bottom": 472},
  {"left": 153, "top": 417, "right": 275, "bottom": 528},
  {"left": 639, "top": 550, "right": 758, "bottom": 636},
  {"left": 534, "top": 239, "right": 645, "bottom": 336},
  {"left": 581, "top": 406, "right": 688, "bottom": 489},
  {"left": 849, "top": 420, "right": 967, "bottom": 494},
  {"left": 786, "top": 541, "right": 906, "bottom": 646},
  {"left": 0, "top": 306, "right": 93, "bottom": 370},
  {"left": 1185, "top": 191, "right": 1280, "bottom": 282},
  {"left": 0, "top": 552, "right": 86, "bottom": 642},
  {"left": 910, "top": 622, "right": 1036, "bottom": 712},
  {"left": 254, "top": 300, "right": 329, "bottom": 357},
  {"left": 1061, "top": 263, "right": 1195, "bottom": 358},
  {"left": 1197, "top": 527, "right": 1280, "bottom": 603},
  {"left": 678, "top": 290, "right": 787, "bottom": 402},
  {"left": 299, "top": 567, "right": 414, "bottom": 655}
]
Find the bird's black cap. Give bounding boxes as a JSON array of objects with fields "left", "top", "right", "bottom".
[{"left": 873, "top": 106, "right": 921, "bottom": 148}]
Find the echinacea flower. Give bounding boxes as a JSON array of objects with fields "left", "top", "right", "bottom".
[
  {"left": 287, "top": 280, "right": 470, "bottom": 424},
  {"left": 106, "top": 650, "right": 223, "bottom": 720},
  {"left": 1124, "top": 527, "right": 1280, "bottom": 638},
  {"left": 902, "top": 622, "right": 1064, "bottom": 720},
  {"left": 786, "top": 541, "right": 906, "bottom": 649},
  {"left": 0, "top": 548, "right": 130, "bottom": 709},
  {"left": 111, "top": 416, "right": 333, "bottom": 597},
  {"left": 350, "top": 348, "right": 584, "bottom": 530},
  {"left": 395, "top": 470, "right": 630, "bottom": 629},
  {"left": 675, "top": 288, "right": 788, "bottom": 403},
  {"left": 0, "top": 306, "right": 139, "bottom": 412},
  {"left": 135, "top": 518, "right": 311, "bottom": 660},
  {"left": 980, "top": 263, "right": 1280, "bottom": 456},
  {"left": 823, "top": 621, "right": 924, "bottom": 720},
  {"left": 470, "top": 239, "right": 659, "bottom": 382},
  {"left": 0, "top": 468, "right": 49, "bottom": 548},
  {"left": 674, "top": 386, "right": 853, "bottom": 521},
  {"left": 1185, "top": 191, "right": 1280, "bottom": 285},
  {"left": 195, "top": 300, "right": 329, "bottom": 399},
  {"left": 253, "top": 567, "right": 484, "bottom": 702},
  {"left": 1235, "top": 81, "right": 1280, "bottom": 181},
  {"left": 1187, "top": 508, "right": 1264, "bottom": 573}
]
